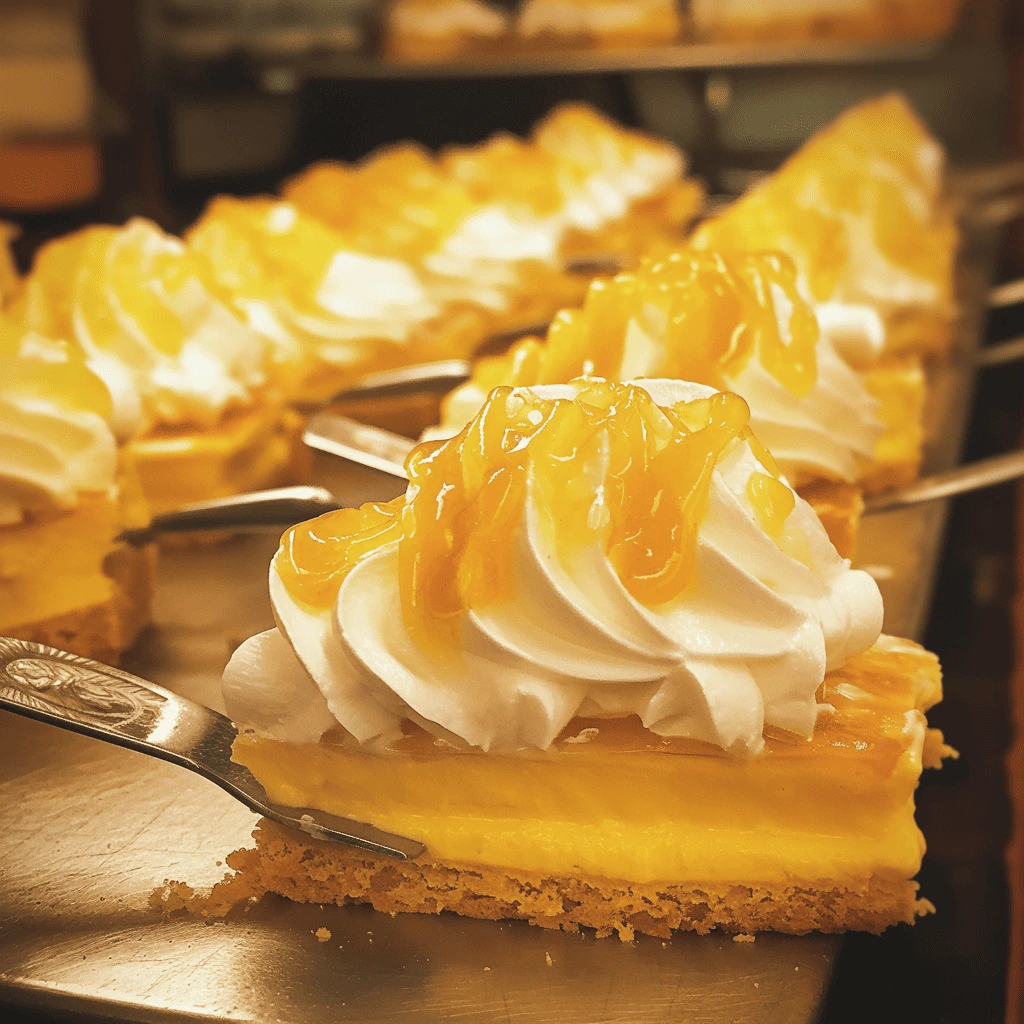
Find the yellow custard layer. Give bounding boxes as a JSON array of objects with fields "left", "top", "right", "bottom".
[
  {"left": 234, "top": 637, "right": 948, "bottom": 886},
  {"left": 128, "top": 399, "right": 301, "bottom": 517},
  {"left": 0, "top": 453, "right": 149, "bottom": 628}
]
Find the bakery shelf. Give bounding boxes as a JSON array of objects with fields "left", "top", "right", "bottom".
[{"left": 297, "top": 34, "right": 947, "bottom": 81}]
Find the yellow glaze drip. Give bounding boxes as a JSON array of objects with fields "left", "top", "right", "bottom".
[
  {"left": 276, "top": 380, "right": 755, "bottom": 654},
  {"left": 746, "top": 471, "right": 795, "bottom": 539},
  {"left": 443, "top": 249, "right": 819, "bottom": 423}
]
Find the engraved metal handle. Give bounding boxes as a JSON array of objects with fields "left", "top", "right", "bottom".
[
  {"left": 119, "top": 486, "right": 342, "bottom": 545},
  {"left": 0, "top": 637, "right": 424, "bottom": 859}
]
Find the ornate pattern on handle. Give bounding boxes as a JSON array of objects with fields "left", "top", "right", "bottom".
[{"left": 0, "top": 637, "right": 165, "bottom": 732}]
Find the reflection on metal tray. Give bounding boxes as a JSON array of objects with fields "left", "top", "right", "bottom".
[{"left": 0, "top": 228, "right": 999, "bottom": 1023}]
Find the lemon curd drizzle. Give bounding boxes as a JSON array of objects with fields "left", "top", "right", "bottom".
[
  {"left": 276, "top": 380, "right": 793, "bottom": 656},
  {"left": 441, "top": 249, "right": 819, "bottom": 429},
  {"left": 0, "top": 312, "right": 112, "bottom": 419}
]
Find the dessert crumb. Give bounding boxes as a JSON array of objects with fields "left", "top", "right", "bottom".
[
  {"left": 564, "top": 727, "right": 600, "bottom": 745},
  {"left": 484, "top": 966, "right": 491, "bottom": 971},
  {"left": 754, "top": 983, "right": 760, "bottom": 989},
  {"left": 545, "top": 952, "right": 553, "bottom": 966},
  {"left": 733, "top": 933, "right": 756, "bottom": 943},
  {"left": 314, "top": 927, "right": 331, "bottom": 943}
]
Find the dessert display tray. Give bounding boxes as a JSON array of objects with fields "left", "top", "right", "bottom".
[
  {"left": 0, "top": 228, "right": 999, "bottom": 1023},
  {"left": 300, "top": 35, "right": 945, "bottom": 81}
]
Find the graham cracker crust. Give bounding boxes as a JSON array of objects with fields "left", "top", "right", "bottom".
[{"left": 165, "top": 818, "right": 933, "bottom": 940}]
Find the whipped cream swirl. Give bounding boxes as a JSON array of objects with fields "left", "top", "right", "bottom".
[
  {"left": 0, "top": 331, "right": 117, "bottom": 526},
  {"left": 33, "top": 219, "right": 271, "bottom": 437},
  {"left": 225, "top": 379, "right": 883, "bottom": 756}
]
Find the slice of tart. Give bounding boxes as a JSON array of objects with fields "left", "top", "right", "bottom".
[
  {"left": 690, "top": 93, "right": 957, "bottom": 358},
  {"left": 383, "top": 0, "right": 511, "bottom": 61},
  {"left": 16, "top": 219, "right": 297, "bottom": 517},
  {"left": 0, "top": 316, "right": 153, "bottom": 662},
  {"left": 425, "top": 248, "right": 921, "bottom": 557},
  {"left": 203, "top": 377, "right": 951, "bottom": 938},
  {"left": 514, "top": 0, "right": 683, "bottom": 53}
]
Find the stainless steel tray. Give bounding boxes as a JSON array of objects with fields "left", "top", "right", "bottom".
[{"left": 0, "top": 228, "right": 998, "bottom": 1023}]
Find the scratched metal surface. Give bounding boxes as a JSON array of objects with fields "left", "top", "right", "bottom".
[{"left": 0, "top": 231, "right": 996, "bottom": 1023}]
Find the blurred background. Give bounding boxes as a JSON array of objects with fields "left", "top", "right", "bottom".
[{"left": 0, "top": 2, "right": 1022, "bottom": 1022}]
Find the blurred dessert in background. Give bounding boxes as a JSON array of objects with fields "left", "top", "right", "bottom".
[
  {"left": 12, "top": 219, "right": 297, "bottom": 516},
  {"left": 0, "top": 0, "right": 101, "bottom": 212},
  {"left": 383, "top": 0, "right": 511, "bottom": 61},
  {"left": 205, "top": 377, "right": 950, "bottom": 938},
  {"left": 0, "top": 312, "right": 153, "bottom": 661},
  {"left": 691, "top": 93, "right": 957, "bottom": 359},
  {"left": 690, "top": 0, "right": 962, "bottom": 43},
  {"left": 515, "top": 0, "right": 683, "bottom": 50}
]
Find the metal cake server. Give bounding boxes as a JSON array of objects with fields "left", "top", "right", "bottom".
[
  {"left": 305, "top": 412, "right": 1024, "bottom": 515},
  {"left": 0, "top": 636, "right": 424, "bottom": 859},
  {"left": 118, "top": 485, "right": 343, "bottom": 546}
]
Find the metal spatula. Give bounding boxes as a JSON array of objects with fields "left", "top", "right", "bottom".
[{"left": 0, "top": 636, "right": 423, "bottom": 859}]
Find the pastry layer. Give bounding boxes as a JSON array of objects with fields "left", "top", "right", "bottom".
[
  {"left": 861, "top": 355, "right": 926, "bottom": 494},
  {"left": 189, "top": 817, "right": 933, "bottom": 938},
  {"left": 232, "top": 638, "right": 946, "bottom": 890},
  {"left": 797, "top": 479, "right": 863, "bottom": 560},
  {"left": 128, "top": 400, "right": 302, "bottom": 517}
]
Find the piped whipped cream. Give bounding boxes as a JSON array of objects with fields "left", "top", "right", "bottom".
[
  {"left": 224, "top": 378, "right": 883, "bottom": 756},
  {"left": 25, "top": 219, "right": 271, "bottom": 436},
  {"left": 189, "top": 199, "right": 441, "bottom": 375},
  {"left": 0, "top": 328, "right": 117, "bottom": 525},
  {"left": 534, "top": 104, "right": 685, "bottom": 233},
  {"left": 423, "top": 206, "right": 562, "bottom": 313}
]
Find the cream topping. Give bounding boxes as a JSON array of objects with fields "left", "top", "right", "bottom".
[
  {"left": 65, "top": 220, "right": 270, "bottom": 433},
  {"left": 224, "top": 379, "right": 883, "bottom": 756},
  {"left": 0, "top": 332, "right": 117, "bottom": 526}
]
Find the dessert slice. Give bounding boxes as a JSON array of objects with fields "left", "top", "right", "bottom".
[
  {"left": 209, "top": 377, "right": 950, "bottom": 937},
  {"left": 284, "top": 141, "right": 586, "bottom": 344},
  {"left": 0, "top": 315, "right": 153, "bottom": 662},
  {"left": 383, "top": 0, "right": 511, "bottom": 62},
  {"left": 188, "top": 194, "right": 481, "bottom": 408},
  {"left": 690, "top": 0, "right": 961, "bottom": 42},
  {"left": 515, "top": 0, "right": 683, "bottom": 51},
  {"left": 531, "top": 103, "right": 703, "bottom": 264},
  {"left": 691, "top": 93, "right": 957, "bottom": 357},
  {"left": 17, "top": 219, "right": 297, "bottom": 516},
  {"left": 426, "top": 248, "right": 919, "bottom": 556}
]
